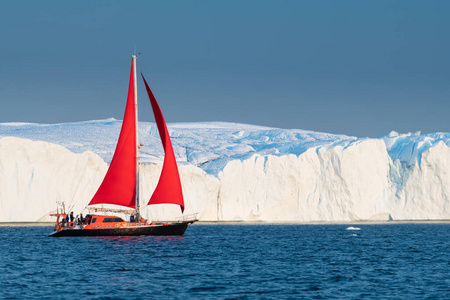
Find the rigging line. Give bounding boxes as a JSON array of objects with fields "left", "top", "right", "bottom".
[
  {"left": 80, "top": 161, "right": 104, "bottom": 213},
  {"left": 83, "top": 155, "right": 105, "bottom": 204},
  {"left": 181, "top": 173, "right": 193, "bottom": 214},
  {"left": 136, "top": 52, "right": 144, "bottom": 78},
  {"left": 67, "top": 203, "right": 76, "bottom": 215},
  {"left": 65, "top": 160, "right": 91, "bottom": 213},
  {"left": 138, "top": 161, "right": 141, "bottom": 203},
  {"left": 177, "top": 162, "right": 194, "bottom": 214},
  {"left": 144, "top": 162, "right": 156, "bottom": 221},
  {"left": 142, "top": 204, "right": 150, "bottom": 219}
]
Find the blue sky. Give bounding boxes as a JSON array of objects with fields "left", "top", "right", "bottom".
[{"left": 0, "top": 0, "right": 449, "bottom": 137}]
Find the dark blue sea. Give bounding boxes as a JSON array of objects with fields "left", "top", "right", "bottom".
[{"left": 0, "top": 224, "right": 449, "bottom": 299}]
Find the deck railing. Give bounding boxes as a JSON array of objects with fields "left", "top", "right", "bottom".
[{"left": 175, "top": 213, "right": 199, "bottom": 223}]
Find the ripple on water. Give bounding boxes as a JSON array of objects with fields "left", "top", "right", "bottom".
[{"left": 0, "top": 224, "right": 449, "bottom": 299}]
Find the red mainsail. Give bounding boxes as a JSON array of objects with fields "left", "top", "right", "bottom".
[
  {"left": 88, "top": 61, "right": 137, "bottom": 208},
  {"left": 142, "top": 74, "right": 185, "bottom": 213}
]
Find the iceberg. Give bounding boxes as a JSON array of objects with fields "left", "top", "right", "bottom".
[{"left": 0, "top": 120, "right": 449, "bottom": 222}]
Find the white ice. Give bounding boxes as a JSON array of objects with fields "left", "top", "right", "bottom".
[
  {"left": 0, "top": 120, "right": 449, "bottom": 222},
  {"left": 346, "top": 227, "right": 361, "bottom": 231}
]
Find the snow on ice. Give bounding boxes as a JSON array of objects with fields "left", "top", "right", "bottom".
[{"left": 0, "top": 120, "right": 449, "bottom": 222}]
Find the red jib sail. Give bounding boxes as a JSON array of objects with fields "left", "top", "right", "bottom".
[
  {"left": 88, "top": 61, "right": 137, "bottom": 208},
  {"left": 142, "top": 74, "right": 185, "bottom": 213}
]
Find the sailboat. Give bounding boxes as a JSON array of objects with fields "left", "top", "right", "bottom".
[{"left": 49, "top": 55, "right": 197, "bottom": 237}]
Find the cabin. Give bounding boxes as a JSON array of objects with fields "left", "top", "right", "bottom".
[
  {"left": 82, "top": 215, "right": 150, "bottom": 230},
  {"left": 52, "top": 213, "right": 170, "bottom": 232}
]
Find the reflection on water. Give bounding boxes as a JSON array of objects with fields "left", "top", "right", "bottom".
[{"left": 0, "top": 224, "right": 449, "bottom": 298}]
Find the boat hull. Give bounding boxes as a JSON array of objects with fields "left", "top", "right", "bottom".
[{"left": 49, "top": 222, "right": 190, "bottom": 237}]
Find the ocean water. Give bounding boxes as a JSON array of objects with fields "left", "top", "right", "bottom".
[{"left": 0, "top": 224, "right": 449, "bottom": 299}]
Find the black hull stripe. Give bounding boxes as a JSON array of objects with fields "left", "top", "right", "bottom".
[{"left": 49, "top": 223, "right": 189, "bottom": 237}]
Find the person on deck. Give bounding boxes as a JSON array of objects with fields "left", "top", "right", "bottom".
[{"left": 70, "top": 212, "right": 74, "bottom": 222}]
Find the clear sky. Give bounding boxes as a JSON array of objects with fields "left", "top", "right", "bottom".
[{"left": 0, "top": 0, "right": 449, "bottom": 137}]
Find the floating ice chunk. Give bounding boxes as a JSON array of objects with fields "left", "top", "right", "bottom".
[{"left": 346, "top": 227, "right": 361, "bottom": 231}]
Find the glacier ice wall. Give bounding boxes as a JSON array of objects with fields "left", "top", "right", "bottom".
[
  {"left": 0, "top": 121, "right": 449, "bottom": 222},
  {"left": 218, "top": 139, "right": 392, "bottom": 221},
  {"left": 0, "top": 137, "right": 220, "bottom": 222},
  {"left": 0, "top": 137, "right": 107, "bottom": 222}
]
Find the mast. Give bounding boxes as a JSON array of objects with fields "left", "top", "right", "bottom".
[
  {"left": 133, "top": 54, "right": 140, "bottom": 220},
  {"left": 88, "top": 57, "right": 139, "bottom": 209}
]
